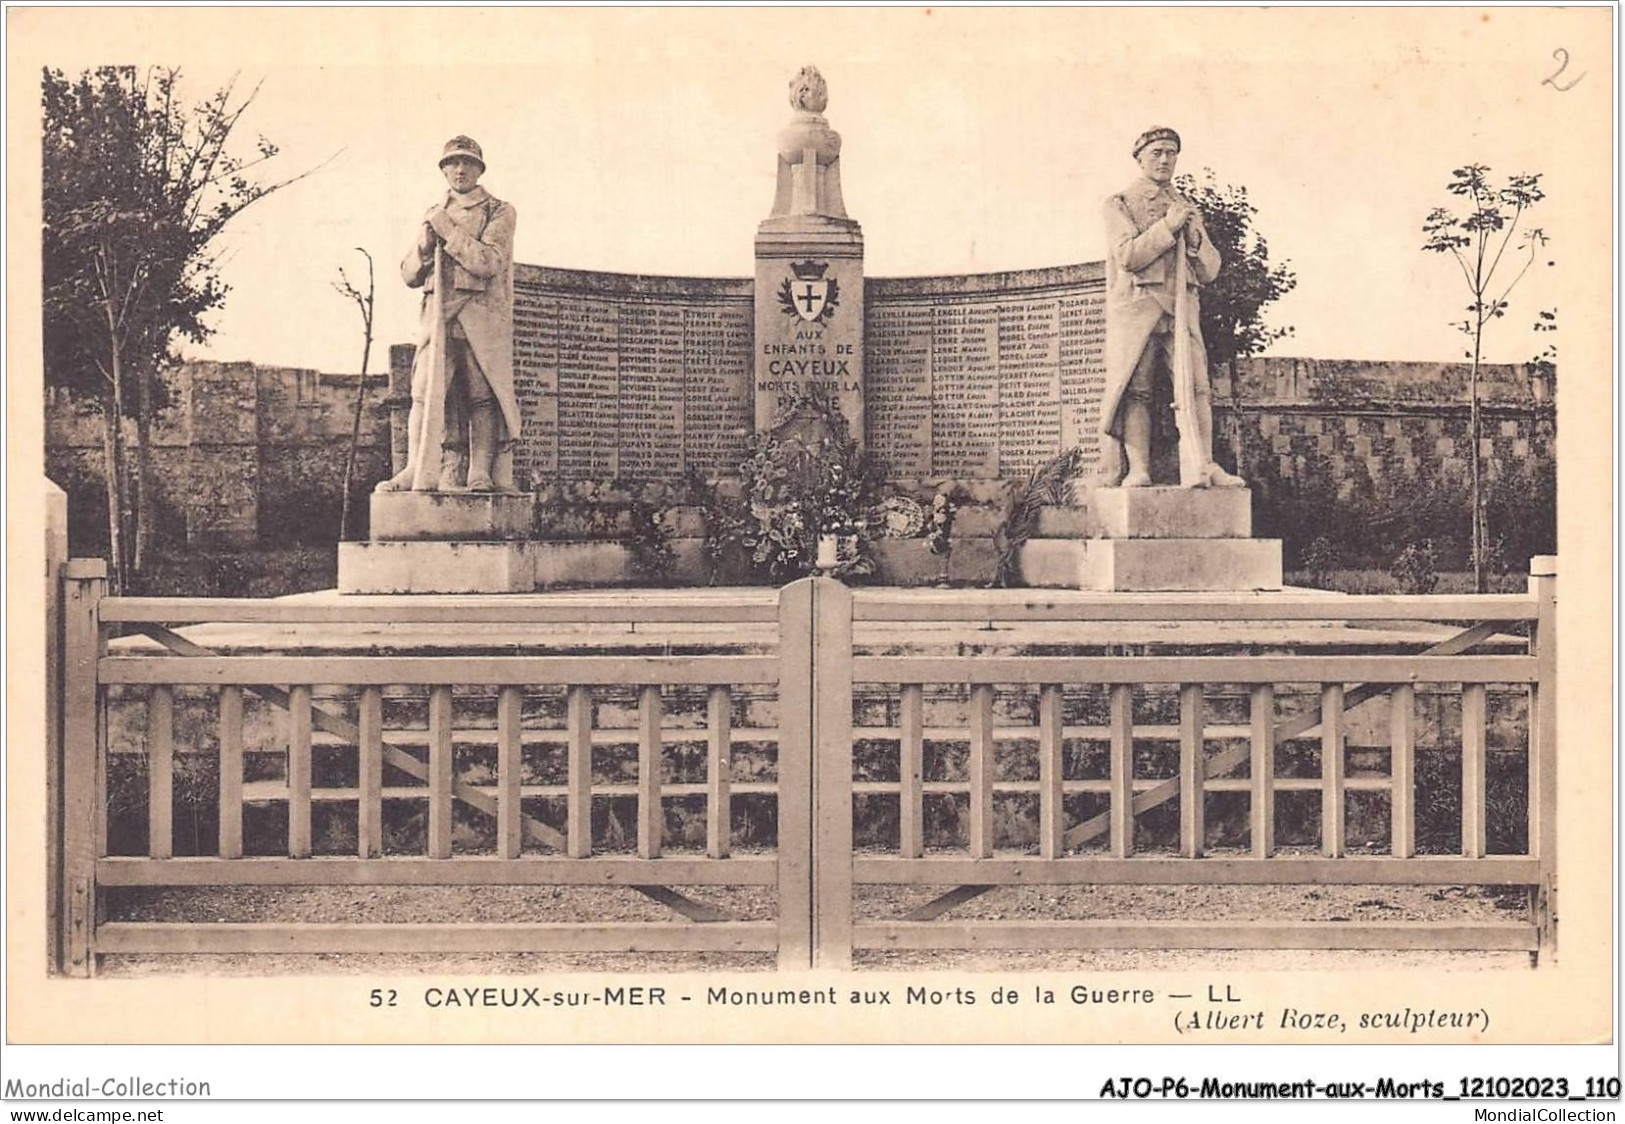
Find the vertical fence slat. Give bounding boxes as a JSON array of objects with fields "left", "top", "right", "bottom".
[
  {"left": 497, "top": 686, "right": 523, "bottom": 860},
  {"left": 1038, "top": 685, "right": 1064, "bottom": 860},
  {"left": 1461, "top": 682, "right": 1487, "bottom": 859},
  {"left": 1320, "top": 683, "right": 1345, "bottom": 858},
  {"left": 1249, "top": 684, "right": 1274, "bottom": 858},
  {"left": 1529, "top": 557, "right": 1558, "bottom": 957},
  {"left": 706, "top": 685, "right": 732, "bottom": 859},
  {"left": 1178, "top": 683, "right": 1205, "bottom": 859},
  {"left": 776, "top": 579, "right": 814, "bottom": 969},
  {"left": 812, "top": 578, "right": 854, "bottom": 969},
  {"left": 45, "top": 488, "right": 68, "bottom": 973},
  {"left": 1526, "top": 663, "right": 1542, "bottom": 864},
  {"left": 968, "top": 683, "right": 996, "bottom": 859},
  {"left": 638, "top": 685, "right": 663, "bottom": 860},
  {"left": 357, "top": 686, "right": 382, "bottom": 859},
  {"left": 567, "top": 686, "right": 593, "bottom": 858},
  {"left": 1389, "top": 683, "right": 1415, "bottom": 859},
  {"left": 427, "top": 685, "right": 453, "bottom": 859},
  {"left": 287, "top": 685, "right": 313, "bottom": 858},
  {"left": 1109, "top": 684, "right": 1134, "bottom": 858},
  {"left": 60, "top": 562, "right": 106, "bottom": 976},
  {"left": 898, "top": 684, "right": 924, "bottom": 859},
  {"left": 147, "top": 686, "right": 174, "bottom": 859},
  {"left": 218, "top": 686, "right": 244, "bottom": 859}
]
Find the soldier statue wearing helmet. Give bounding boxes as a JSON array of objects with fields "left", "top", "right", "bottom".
[{"left": 379, "top": 135, "right": 522, "bottom": 493}]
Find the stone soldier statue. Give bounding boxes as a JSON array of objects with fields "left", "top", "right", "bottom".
[
  {"left": 378, "top": 135, "right": 521, "bottom": 493},
  {"left": 1099, "top": 127, "right": 1243, "bottom": 489}
]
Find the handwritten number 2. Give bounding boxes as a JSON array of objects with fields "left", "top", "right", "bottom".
[{"left": 1544, "top": 48, "right": 1585, "bottom": 92}]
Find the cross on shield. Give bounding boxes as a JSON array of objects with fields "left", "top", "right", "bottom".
[{"left": 793, "top": 278, "right": 829, "bottom": 322}]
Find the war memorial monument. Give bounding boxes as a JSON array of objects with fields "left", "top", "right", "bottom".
[{"left": 337, "top": 67, "right": 1282, "bottom": 594}]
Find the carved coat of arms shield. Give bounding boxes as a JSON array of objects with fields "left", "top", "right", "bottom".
[
  {"left": 777, "top": 260, "right": 840, "bottom": 324},
  {"left": 791, "top": 278, "right": 829, "bottom": 322}
]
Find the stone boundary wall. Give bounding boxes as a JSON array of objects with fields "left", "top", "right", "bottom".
[
  {"left": 1215, "top": 356, "right": 1554, "bottom": 494},
  {"left": 46, "top": 361, "right": 392, "bottom": 557},
  {"left": 46, "top": 353, "right": 1551, "bottom": 565}
]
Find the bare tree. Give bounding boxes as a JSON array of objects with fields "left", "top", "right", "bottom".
[
  {"left": 333, "top": 248, "right": 376, "bottom": 541},
  {"left": 1422, "top": 164, "right": 1547, "bottom": 591}
]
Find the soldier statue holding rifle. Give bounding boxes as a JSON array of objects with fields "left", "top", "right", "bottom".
[
  {"left": 379, "top": 135, "right": 521, "bottom": 493},
  {"left": 1098, "top": 127, "right": 1243, "bottom": 489}
]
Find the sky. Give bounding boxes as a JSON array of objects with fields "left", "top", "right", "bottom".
[{"left": 11, "top": 7, "right": 1609, "bottom": 376}]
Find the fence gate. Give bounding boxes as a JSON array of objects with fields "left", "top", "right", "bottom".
[{"left": 52, "top": 562, "right": 1555, "bottom": 974}]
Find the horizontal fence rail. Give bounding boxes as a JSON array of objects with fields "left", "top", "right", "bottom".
[
  {"left": 850, "top": 655, "right": 1539, "bottom": 684},
  {"left": 98, "top": 595, "right": 781, "bottom": 625},
  {"left": 851, "top": 592, "right": 1539, "bottom": 622},
  {"left": 99, "top": 656, "right": 780, "bottom": 686}
]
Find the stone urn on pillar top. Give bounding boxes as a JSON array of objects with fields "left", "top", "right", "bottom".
[
  {"left": 754, "top": 66, "right": 866, "bottom": 445},
  {"left": 768, "top": 66, "right": 852, "bottom": 226}
]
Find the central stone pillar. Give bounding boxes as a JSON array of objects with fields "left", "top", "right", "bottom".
[{"left": 754, "top": 66, "right": 865, "bottom": 443}]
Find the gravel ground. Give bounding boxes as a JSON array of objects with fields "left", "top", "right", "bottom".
[{"left": 97, "top": 879, "right": 1531, "bottom": 976}]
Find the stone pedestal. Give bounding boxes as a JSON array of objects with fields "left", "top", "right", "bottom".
[
  {"left": 1018, "top": 487, "right": 1283, "bottom": 592},
  {"left": 754, "top": 222, "right": 864, "bottom": 441},
  {"left": 338, "top": 539, "right": 535, "bottom": 594},
  {"left": 338, "top": 491, "right": 535, "bottom": 594}
]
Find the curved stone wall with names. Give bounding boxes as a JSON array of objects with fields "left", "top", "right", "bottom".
[
  {"left": 511, "top": 264, "right": 755, "bottom": 485},
  {"left": 864, "top": 263, "right": 1106, "bottom": 479},
  {"left": 507, "top": 261, "right": 1105, "bottom": 483}
]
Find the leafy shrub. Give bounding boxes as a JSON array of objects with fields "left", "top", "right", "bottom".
[
  {"left": 1391, "top": 541, "right": 1440, "bottom": 594},
  {"left": 1299, "top": 536, "right": 1339, "bottom": 588}
]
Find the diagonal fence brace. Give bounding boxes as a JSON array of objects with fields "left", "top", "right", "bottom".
[
  {"left": 631, "top": 885, "right": 736, "bottom": 923},
  {"left": 131, "top": 624, "right": 568, "bottom": 852},
  {"left": 903, "top": 884, "right": 995, "bottom": 921}
]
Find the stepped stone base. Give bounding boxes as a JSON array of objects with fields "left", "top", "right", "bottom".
[
  {"left": 339, "top": 541, "right": 534, "bottom": 594},
  {"left": 369, "top": 491, "right": 533, "bottom": 542},
  {"left": 1019, "top": 537, "right": 1283, "bottom": 592},
  {"left": 1033, "top": 506, "right": 1092, "bottom": 538}
]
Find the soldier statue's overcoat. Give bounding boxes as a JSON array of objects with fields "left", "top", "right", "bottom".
[{"left": 1097, "top": 176, "right": 1222, "bottom": 477}]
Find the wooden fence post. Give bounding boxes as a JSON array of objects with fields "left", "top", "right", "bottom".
[
  {"left": 1529, "top": 556, "right": 1557, "bottom": 960},
  {"left": 776, "top": 578, "right": 815, "bottom": 969},
  {"left": 811, "top": 577, "right": 853, "bottom": 970},
  {"left": 60, "top": 559, "right": 107, "bottom": 976},
  {"left": 45, "top": 483, "right": 68, "bottom": 973}
]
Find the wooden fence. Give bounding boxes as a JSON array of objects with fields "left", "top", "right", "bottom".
[
  {"left": 828, "top": 563, "right": 1557, "bottom": 967},
  {"left": 54, "top": 568, "right": 803, "bottom": 974},
  {"left": 50, "top": 558, "right": 1556, "bottom": 974}
]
